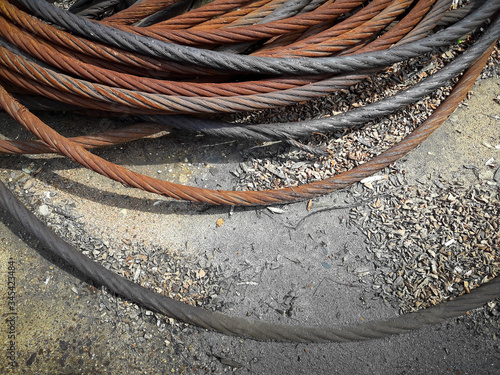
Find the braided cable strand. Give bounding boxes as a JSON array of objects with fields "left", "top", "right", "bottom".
[
  {"left": 16, "top": 0, "right": 500, "bottom": 74},
  {"left": 110, "top": 0, "right": 364, "bottom": 46},
  {"left": 152, "top": 0, "right": 256, "bottom": 29},
  {"left": 0, "top": 45, "right": 498, "bottom": 341},
  {"left": 0, "top": 5, "right": 497, "bottom": 117},
  {"left": 0, "top": 122, "right": 168, "bottom": 154},
  {"left": 258, "top": 0, "right": 414, "bottom": 57},
  {"left": 0, "top": 0, "right": 442, "bottom": 98}
]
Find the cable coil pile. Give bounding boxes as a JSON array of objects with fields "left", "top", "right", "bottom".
[
  {"left": 0, "top": 0, "right": 499, "bottom": 342},
  {"left": 0, "top": 0, "right": 498, "bottom": 205}
]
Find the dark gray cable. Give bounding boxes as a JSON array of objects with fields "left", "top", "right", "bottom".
[
  {"left": 16, "top": 0, "right": 500, "bottom": 75},
  {"left": 0, "top": 177, "right": 498, "bottom": 343}
]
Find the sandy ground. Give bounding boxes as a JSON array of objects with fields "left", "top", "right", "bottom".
[{"left": 0, "top": 74, "right": 499, "bottom": 374}]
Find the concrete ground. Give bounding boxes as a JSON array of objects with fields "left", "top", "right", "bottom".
[{"left": 0, "top": 74, "right": 499, "bottom": 374}]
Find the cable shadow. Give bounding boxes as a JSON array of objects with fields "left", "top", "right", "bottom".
[
  {"left": 0, "top": 112, "right": 287, "bottom": 169},
  {"left": 1, "top": 154, "right": 267, "bottom": 217}
]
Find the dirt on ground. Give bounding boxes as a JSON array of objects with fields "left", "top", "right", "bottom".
[{"left": 0, "top": 66, "right": 499, "bottom": 374}]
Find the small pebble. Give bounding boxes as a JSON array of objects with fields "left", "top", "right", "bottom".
[{"left": 38, "top": 204, "right": 51, "bottom": 216}]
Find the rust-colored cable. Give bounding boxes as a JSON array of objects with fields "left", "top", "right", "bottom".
[
  {"left": 255, "top": 0, "right": 407, "bottom": 57},
  {"left": 0, "top": 1, "right": 215, "bottom": 77},
  {"left": 0, "top": 42, "right": 496, "bottom": 344},
  {"left": 0, "top": 0, "right": 449, "bottom": 114},
  {"left": 108, "top": 0, "right": 366, "bottom": 46},
  {"left": 0, "top": 0, "right": 443, "bottom": 96}
]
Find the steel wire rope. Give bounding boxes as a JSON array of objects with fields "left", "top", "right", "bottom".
[
  {"left": 145, "top": 0, "right": 356, "bottom": 32},
  {"left": 96, "top": 1, "right": 400, "bottom": 48},
  {"left": 143, "top": 0, "right": 258, "bottom": 29},
  {"left": 0, "top": 19, "right": 498, "bottom": 206},
  {"left": 0, "top": 43, "right": 404, "bottom": 115},
  {"left": 213, "top": 0, "right": 290, "bottom": 28},
  {"left": 0, "top": 0, "right": 453, "bottom": 153},
  {"left": 0, "top": 0, "right": 470, "bottom": 80},
  {"left": 0, "top": 0, "right": 497, "bottom": 345},
  {"left": 0, "top": 1, "right": 240, "bottom": 77},
  {"left": 254, "top": 0, "right": 415, "bottom": 57},
  {"left": 0, "top": 2, "right": 494, "bottom": 116},
  {"left": 0, "top": 18, "right": 349, "bottom": 97},
  {"left": 0, "top": 45, "right": 498, "bottom": 341},
  {"left": 2, "top": 14, "right": 497, "bottom": 144},
  {"left": 215, "top": 0, "right": 330, "bottom": 53},
  {"left": 13, "top": 0, "right": 499, "bottom": 75},
  {"left": 122, "top": 0, "right": 362, "bottom": 46},
  {"left": 142, "top": 25, "right": 500, "bottom": 141},
  {"left": 389, "top": 0, "right": 452, "bottom": 46},
  {"left": 180, "top": 0, "right": 280, "bottom": 30},
  {"left": 0, "top": 122, "right": 169, "bottom": 154}
]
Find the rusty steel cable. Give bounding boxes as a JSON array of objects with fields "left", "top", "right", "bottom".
[
  {"left": 0, "top": 18, "right": 498, "bottom": 206},
  {"left": 0, "top": 0, "right": 444, "bottom": 98},
  {"left": 0, "top": 0, "right": 498, "bottom": 206},
  {"left": 254, "top": 0, "right": 415, "bottom": 57},
  {"left": 0, "top": 3, "right": 480, "bottom": 116},
  {"left": 0, "top": 41, "right": 498, "bottom": 343},
  {"left": 0, "top": 122, "right": 169, "bottom": 154},
  {"left": 143, "top": 29, "right": 500, "bottom": 142},
  {"left": 113, "top": 0, "right": 367, "bottom": 46},
  {"left": 0, "top": 0, "right": 462, "bottom": 78}
]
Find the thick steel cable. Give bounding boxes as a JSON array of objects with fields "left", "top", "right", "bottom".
[
  {"left": 345, "top": 0, "right": 445, "bottom": 54},
  {"left": 0, "top": 0, "right": 462, "bottom": 80},
  {"left": 0, "top": 18, "right": 335, "bottom": 97},
  {"left": 120, "top": 0, "right": 362, "bottom": 46},
  {"left": 2, "top": 10, "right": 496, "bottom": 140},
  {"left": 0, "top": 44, "right": 388, "bottom": 114},
  {"left": 0, "top": 46, "right": 498, "bottom": 342},
  {"left": 216, "top": 0, "right": 289, "bottom": 28},
  {"left": 215, "top": 0, "right": 330, "bottom": 53},
  {"left": 254, "top": 0, "right": 397, "bottom": 56},
  {"left": 148, "top": 0, "right": 257, "bottom": 29},
  {"left": 392, "top": 0, "right": 452, "bottom": 46},
  {"left": 15, "top": 0, "right": 500, "bottom": 74},
  {"left": 256, "top": 0, "right": 414, "bottom": 57},
  {"left": 0, "top": 1, "right": 215, "bottom": 77},
  {"left": 0, "top": 1, "right": 496, "bottom": 204}
]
